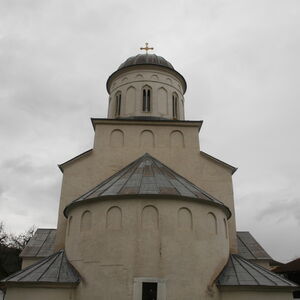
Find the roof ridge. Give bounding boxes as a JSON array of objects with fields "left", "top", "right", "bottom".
[
  {"left": 73, "top": 156, "right": 143, "bottom": 202},
  {"left": 218, "top": 254, "right": 298, "bottom": 288},
  {"left": 35, "top": 229, "right": 51, "bottom": 257},
  {"left": 233, "top": 254, "right": 260, "bottom": 285},
  {"left": 230, "top": 255, "right": 240, "bottom": 285},
  {"left": 237, "top": 234, "right": 256, "bottom": 260},
  {"left": 235, "top": 255, "right": 296, "bottom": 286},
  {"left": 120, "top": 156, "right": 145, "bottom": 194},
  {"left": 64, "top": 153, "right": 231, "bottom": 218},
  {"left": 2, "top": 250, "right": 80, "bottom": 286},
  {"left": 57, "top": 250, "right": 65, "bottom": 282},
  {"left": 3, "top": 251, "right": 59, "bottom": 282},
  {"left": 36, "top": 250, "right": 61, "bottom": 282}
]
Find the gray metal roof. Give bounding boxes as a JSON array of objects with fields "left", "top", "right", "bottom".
[
  {"left": 20, "top": 229, "right": 56, "bottom": 258},
  {"left": 107, "top": 54, "right": 187, "bottom": 94},
  {"left": 118, "top": 54, "right": 174, "bottom": 70},
  {"left": 64, "top": 153, "right": 230, "bottom": 217},
  {"left": 1, "top": 250, "right": 79, "bottom": 286},
  {"left": 237, "top": 231, "right": 272, "bottom": 260},
  {"left": 217, "top": 254, "right": 297, "bottom": 288}
]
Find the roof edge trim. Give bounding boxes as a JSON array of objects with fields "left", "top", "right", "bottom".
[
  {"left": 218, "top": 285, "right": 299, "bottom": 292},
  {"left": 64, "top": 193, "right": 232, "bottom": 219},
  {"left": 91, "top": 118, "right": 203, "bottom": 130},
  {"left": 200, "top": 151, "right": 237, "bottom": 174},
  {"left": 58, "top": 149, "right": 93, "bottom": 173}
]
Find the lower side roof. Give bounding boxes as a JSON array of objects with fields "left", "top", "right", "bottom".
[
  {"left": 1, "top": 250, "right": 80, "bottom": 287},
  {"left": 217, "top": 254, "right": 298, "bottom": 289}
]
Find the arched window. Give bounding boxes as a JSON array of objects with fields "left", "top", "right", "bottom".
[
  {"left": 142, "top": 86, "right": 151, "bottom": 112},
  {"left": 172, "top": 93, "right": 178, "bottom": 119},
  {"left": 115, "top": 92, "right": 121, "bottom": 117}
]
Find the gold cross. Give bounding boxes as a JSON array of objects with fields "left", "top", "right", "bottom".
[{"left": 140, "top": 42, "right": 154, "bottom": 54}]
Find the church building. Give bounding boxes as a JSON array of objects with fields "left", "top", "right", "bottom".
[{"left": 1, "top": 45, "right": 298, "bottom": 299}]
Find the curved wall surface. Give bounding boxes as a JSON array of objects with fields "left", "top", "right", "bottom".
[
  {"left": 107, "top": 67, "right": 185, "bottom": 120},
  {"left": 65, "top": 197, "right": 229, "bottom": 300}
]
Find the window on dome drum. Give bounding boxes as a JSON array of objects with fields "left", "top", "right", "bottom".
[
  {"left": 142, "top": 87, "right": 151, "bottom": 112},
  {"left": 115, "top": 92, "right": 121, "bottom": 117},
  {"left": 142, "top": 282, "right": 157, "bottom": 300},
  {"left": 172, "top": 93, "right": 178, "bottom": 119}
]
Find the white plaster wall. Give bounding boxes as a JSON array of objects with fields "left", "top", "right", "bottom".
[
  {"left": 55, "top": 121, "right": 237, "bottom": 254},
  {"left": 107, "top": 67, "right": 185, "bottom": 120},
  {"left": 65, "top": 198, "right": 229, "bottom": 300},
  {"left": 5, "top": 287, "right": 75, "bottom": 300}
]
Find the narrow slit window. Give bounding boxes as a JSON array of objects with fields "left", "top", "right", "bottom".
[
  {"left": 172, "top": 93, "right": 178, "bottom": 119},
  {"left": 142, "top": 87, "right": 151, "bottom": 112},
  {"left": 142, "top": 282, "right": 157, "bottom": 300},
  {"left": 115, "top": 93, "right": 121, "bottom": 117}
]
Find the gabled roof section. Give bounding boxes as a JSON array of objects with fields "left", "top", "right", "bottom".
[
  {"left": 200, "top": 151, "right": 237, "bottom": 174},
  {"left": 64, "top": 153, "right": 230, "bottom": 217},
  {"left": 58, "top": 149, "right": 92, "bottom": 173},
  {"left": 20, "top": 229, "right": 56, "bottom": 258},
  {"left": 237, "top": 231, "right": 272, "bottom": 260},
  {"left": 217, "top": 254, "right": 298, "bottom": 289},
  {"left": 1, "top": 250, "right": 80, "bottom": 287}
]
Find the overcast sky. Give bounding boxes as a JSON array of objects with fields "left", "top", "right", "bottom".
[{"left": 1, "top": 0, "right": 299, "bottom": 262}]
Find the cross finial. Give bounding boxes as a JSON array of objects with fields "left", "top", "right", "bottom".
[{"left": 140, "top": 42, "right": 154, "bottom": 54}]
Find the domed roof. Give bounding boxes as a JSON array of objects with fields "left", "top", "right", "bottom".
[
  {"left": 118, "top": 54, "right": 174, "bottom": 70},
  {"left": 106, "top": 53, "right": 187, "bottom": 94}
]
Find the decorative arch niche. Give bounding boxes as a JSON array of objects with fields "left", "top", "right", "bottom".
[
  {"left": 140, "top": 130, "right": 155, "bottom": 148},
  {"left": 207, "top": 212, "right": 218, "bottom": 235},
  {"left": 178, "top": 207, "right": 193, "bottom": 231},
  {"left": 80, "top": 211, "right": 92, "bottom": 232},
  {"left": 106, "top": 206, "right": 122, "bottom": 230},
  {"left": 170, "top": 130, "right": 184, "bottom": 148},
  {"left": 126, "top": 86, "right": 136, "bottom": 114},
  {"left": 157, "top": 87, "right": 168, "bottom": 115},
  {"left": 151, "top": 74, "right": 159, "bottom": 81},
  {"left": 142, "top": 205, "right": 159, "bottom": 230},
  {"left": 67, "top": 216, "right": 73, "bottom": 236},
  {"left": 110, "top": 129, "right": 124, "bottom": 147},
  {"left": 223, "top": 218, "right": 228, "bottom": 239}
]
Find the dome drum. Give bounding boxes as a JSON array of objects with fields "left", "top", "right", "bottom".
[
  {"left": 107, "top": 54, "right": 187, "bottom": 94},
  {"left": 106, "top": 58, "right": 187, "bottom": 121}
]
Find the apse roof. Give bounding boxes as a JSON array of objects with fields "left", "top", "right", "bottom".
[
  {"left": 64, "top": 153, "right": 230, "bottom": 217},
  {"left": 1, "top": 250, "right": 80, "bottom": 287},
  {"left": 217, "top": 254, "right": 298, "bottom": 289},
  {"left": 237, "top": 231, "right": 272, "bottom": 260},
  {"left": 20, "top": 229, "right": 56, "bottom": 258}
]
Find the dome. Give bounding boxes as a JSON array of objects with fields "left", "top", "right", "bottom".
[
  {"left": 106, "top": 53, "right": 187, "bottom": 94},
  {"left": 118, "top": 54, "right": 174, "bottom": 70}
]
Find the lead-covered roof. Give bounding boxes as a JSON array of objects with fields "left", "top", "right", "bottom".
[
  {"left": 107, "top": 53, "right": 187, "bottom": 93},
  {"left": 237, "top": 231, "right": 271, "bottom": 260},
  {"left": 217, "top": 254, "right": 297, "bottom": 288},
  {"left": 20, "top": 229, "right": 56, "bottom": 258},
  {"left": 1, "top": 250, "right": 80, "bottom": 287},
  {"left": 64, "top": 153, "right": 230, "bottom": 217}
]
